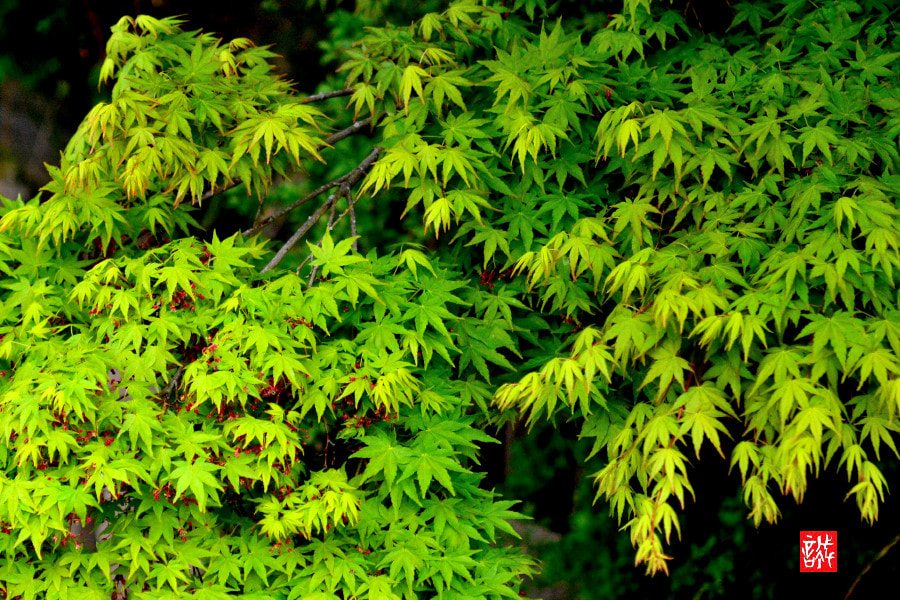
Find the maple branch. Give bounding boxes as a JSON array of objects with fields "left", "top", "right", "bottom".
[
  {"left": 350, "top": 200, "right": 358, "bottom": 252},
  {"left": 242, "top": 178, "right": 339, "bottom": 238},
  {"left": 307, "top": 190, "right": 341, "bottom": 286},
  {"left": 162, "top": 364, "right": 186, "bottom": 403},
  {"left": 259, "top": 144, "right": 381, "bottom": 275},
  {"left": 325, "top": 191, "right": 362, "bottom": 230},
  {"left": 261, "top": 147, "right": 381, "bottom": 273},
  {"left": 204, "top": 114, "right": 381, "bottom": 211},
  {"left": 295, "top": 253, "right": 315, "bottom": 275},
  {"left": 242, "top": 125, "right": 381, "bottom": 237},
  {"left": 634, "top": 301, "right": 654, "bottom": 316},
  {"left": 845, "top": 533, "right": 900, "bottom": 600},
  {"left": 301, "top": 88, "right": 354, "bottom": 103},
  {"left": 322, "top": 114, "right": 380, "bottom": 146},
  {"left": 199, "top": 179, "right": 243, "bottom": 206},
  {"left": 261, "top": 197, "right": 335, "bottom": 274}
]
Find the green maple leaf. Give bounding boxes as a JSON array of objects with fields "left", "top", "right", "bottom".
[
  {"left": 307, "top": 232, "right": 365, "bottom": 278},
  {"left": 168, "top": 459, "right": 224, "bottom": 512},
  {"left": 350, "top": 432, "right": 411, "bottom": 488}
]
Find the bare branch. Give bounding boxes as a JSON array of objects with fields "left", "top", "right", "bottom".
[
  {"left": 295, "top": 253, "right": 315, "bottom": 275},
  {"left": 845, "top": 533, "right": 900, "bottom": 600},
  {"left": 261, "top": 197, "right": 335, "bottom": 274},
  {"left": 325, "top": 184, "right": 367, "bottom": 231},
  {"left": 205, "top": 114, "right": 382, "bottom": 210},
  {"left": 162, "top": 365, "right": 186, "bottom": 402},
  {"left": 350, "top": 199, "right": 358, "bottom": 252},
  {"left": 242, "top": 179, "right": 340, "bottom": 237},
  {"left": 307, "top": 191, "right": 341, "bottom": 286},
  {"left": 243, "top": 145, "right": 382, "bottom": 237},
  {"left": 199, "top": 179, "right": 242, "bottom": 206},
  {"left": 260, "top": 147, "right": 381, "bottom": 274},
  {"left": 343, "top": 146, "right": 383, "bottom": 182},
  {"left": 301, "top": 88, "right": 354, "bottom": 104},
  {"left": 321, "top": 114, "right": 381, "bottom": 147}
]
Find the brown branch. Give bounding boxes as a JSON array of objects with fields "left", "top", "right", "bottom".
[
  {"left": 295, "top": 253, "right": 315, "bottom": 275},
  {"left": 243, "top": 144, "right": 382, "bottom": 237},
  {"left": 242, "top": 178, "right": 340, "bottom": 237},
  {"left": 162, "top": 365, "right": 186, "bottom": 403},
  {"left": 326, "top": 190, "right": 362, "bottom": 230},
  {"left": 199, "top": 179, "right": 243, "bottom": 206},
  {"left": 301, "top": 88, "right": 354, "bottom": 104},
  {"left": 845, "top": 533, "right": 900, "bottom": 600},
  {"left": 261, "top": 198, "right": 334, "bottom": 274},
  {"left": 321, "top": 114, "right": 381, "bottom": 146},
  {"left": 307, "top": 192, "right": 341, "bottom": 286},
  {"left": 203, "top": 113, "right": 382, "bottom": 210},
  {"left": 350, "top": 200, "right": 358, "bottom": 252},
  {"left": 259, "top": 147, "right": 381, "bottom": 274}
]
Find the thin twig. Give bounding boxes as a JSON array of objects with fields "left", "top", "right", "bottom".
[
  {"left": 199, "top": 179, "right": 242, "bottom": 206},
  {"left": 301, "top": 88, "right": 354, "bottom": 104},
  {"left": 162, "top": 365, "right": 186, "bottom": 402},
  {"left": 242, "top": 120, "right": 381, "bottom": 237},
  {"left": 260, "top": 198, "right": 335, "bottom": 274},
  {"left": 242, "top": 179, "right": 340, "bottom": 237},
  {"left": 307, "top": 192, "right": 341, "bottom": 286},
  {"left": 321, "top": 185, "right": 366, "bottom": 232},
  {"left": 206, "top": 114, "right": 380, "bottom": 211},
  {"left": 306, "top": 262, "right": 320, "bottom": 287},
  {"left": 845, "top": 533, "right": 900, "bottom": 600},
  {"left": 321, "top": 114, "right": 380, "bottom": 146},
  {"left": 259, "top": 147, "right": 381, "bottom": 274},
  {"left": 350, "top": 198, "right": 358, "bottom": 252},
  {"left": 295, "top": 253, "right": 315, "bottom": 275}
]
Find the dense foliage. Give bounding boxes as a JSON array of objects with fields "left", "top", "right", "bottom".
[{"left": 0, "top": 0, "right": 898, "bottom": 598}]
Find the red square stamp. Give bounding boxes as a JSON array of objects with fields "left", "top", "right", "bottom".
[{"left": 800, "top": 531, "right": 837, "bottom": 572}]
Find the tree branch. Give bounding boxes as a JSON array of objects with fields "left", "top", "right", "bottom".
[
  {"left": 300, "top": 88, "right": 354, "bottom": 104},
  {"left": 199, "top": 179, "right": 242, "bottom": 206},
  {"left": 243, "top": 145, "right": 382, "bottom": 238},
  {"left": 325, "top": 194, "right": 359, "bottom": 230},
  {"left": 259, "top": 147, "right": 381, "bottom": 274},
  {"left": 203, "top": 114, "right": 381, "bottom": 210},
  {"left": 321, "top": 114, "right": 380, "bottom": 146},
  {"left": 350, "top": 199, "right": 358, "bottom": 252},
  {"left": 162, "top": 365, "right": 186, "bottom": 403},
  {"left": 307, "top": 190, "right": 342, "bottom": 286},
  {"left": 242, "top": 179, "right": 339, "bottom": 238},
  {"left": 845, "top": 533, "right": 900, "bottom": 600},
  {"left": 261, "top": 197, "right": 335, "bottom": 274}
]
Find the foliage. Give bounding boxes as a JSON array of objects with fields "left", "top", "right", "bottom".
[
  {"left": 333, "top": 0, "right": 900, "bottom": 577},
  {"left": 0, "top": 13, "right": 535, "bottom": 600},
  {"left": 0, "top": 0, "right": 899, "bottom": 598}
]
